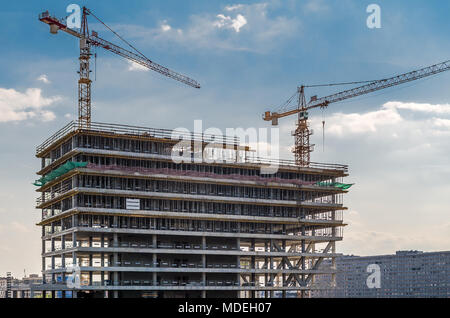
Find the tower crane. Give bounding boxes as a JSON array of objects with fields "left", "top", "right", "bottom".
[
  {"left": 39, "top": 7, "right": 200, "bottom": 129},
  {"left": 263, "top": 60, "right": 450, "bottom": 166}
]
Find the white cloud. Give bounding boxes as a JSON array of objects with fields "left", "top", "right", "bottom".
[
  {"left": 313, "top": 101, "right": 450, "bottom": 137},
  {"left": 37, "top": 74, "right": 50, "bottom": 84},
  {"left": 384, "top": 101, "right": 450, "bottom": 114},
  {"left": 127, "top": 60, "right": 149, "bottom": 72},
  {"left": 224, "top": 4, "right": 245, "bottom": 11},
  {"left": 160, "top": 20, "right": 172, "bottom": 32},
  {"left": 114, "top": 3, "right": 300, "bottom": 53},
  {"left": 304, "top": 0, "right": 329, "bottom": 13},
  {"left": 433, "top": 118, "right": 450, "bottom": 128},
  {"left": 0, "top": 87, "right": 61, "bottom": 123},
  {"left": 40, "top": 110, "right": 56, "bottom": 122},
  {"left": 214, "top": 13, "right": 247, "bottom": 33},
  {"left": 161, "top": 24, "right": 171, "bottom": 32},
  {"left": 321, "top": 107, "right": 403, "bottom": 136}
]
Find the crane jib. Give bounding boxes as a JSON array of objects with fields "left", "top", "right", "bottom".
[
  {"left": 39, "top": 9, "right": 200, "bottom": 89},
  {"left": 88, "top": 35, "right": 201, "bottom": 89},
  {"left": 307, "top": 60, "right": 450, "bottom": 110}
]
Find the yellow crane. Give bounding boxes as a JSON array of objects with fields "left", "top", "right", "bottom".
[
  {"left": 263, "top": 60, "right": 450, "bottom": 166},
  {"left": 39, "top": 7, "right": 200, "bottom": 129}
]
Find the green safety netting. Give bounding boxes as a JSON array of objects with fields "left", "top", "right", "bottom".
[
  {"left": 33, "top": 161, "right": 88, "bottom": 187},
  {"left": 316, "top": 182, "right": 354, "bottom": 190}
]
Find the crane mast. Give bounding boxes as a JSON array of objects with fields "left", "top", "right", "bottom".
[
  {"left": 293, "top": 86, "right": 313, "bottom": 167},
  {"left": 39, "top": 7, "right": 200, "bottom": 129},
  {"left": 264, "top": 60, "right": 450, "bottom": 167},
  {"left": 78, "top": 8, "right": 91, "bottom": 129}
]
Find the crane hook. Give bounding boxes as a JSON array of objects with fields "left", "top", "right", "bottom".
[
  {"left": 322, "top": 108, "right": 326, "bottom": 152},
  {"left": 322, "top": 120, "right": 325, "bottom": 152}
]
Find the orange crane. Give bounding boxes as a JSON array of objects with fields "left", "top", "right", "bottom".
[
  {"left": 39, "top": 7, "right": 200, "bottom": 129},
  {"left": 263, "top": 60, "right": 450, "bottom": 167}
]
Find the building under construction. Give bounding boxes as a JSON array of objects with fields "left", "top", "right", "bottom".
[
  {"left": 34, "top": 5, "right": 450, "bottom": 299},
  {"left": 34, "top": 121, "right": 350, "bottom": 298}
]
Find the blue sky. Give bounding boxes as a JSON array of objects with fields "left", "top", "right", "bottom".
[{"left": 0, "top": 0, "right": 449, "bottom": 277}]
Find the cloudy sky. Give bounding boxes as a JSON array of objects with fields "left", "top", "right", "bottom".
[{"left": 0, "top": 0, "right": 449, "bottom": 277}]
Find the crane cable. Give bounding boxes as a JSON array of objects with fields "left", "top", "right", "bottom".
[
  {"left": 322, "top": 108, "right": 325, "bottom": 152},
  {"left": 304, "top": 79, "right": 379, "bottom": 88},
  {"left": 276, "top": 79, "right": 380, "bottom": 113},
  {"left": 93, "top": 45, "right": 97, "bottom": 81},
  {"left": 278, "top": 91, "right": 298, "bottom": 113},
  {"left": 86, "top": 8, "right": 150, "bottom": 61}
]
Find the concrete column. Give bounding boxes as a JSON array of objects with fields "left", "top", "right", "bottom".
[
  {"left": 152, "top": 234, "right": 157, "bottom": 286},
  {"left": 72, "top": 194, "right": 76, "bottom": 210},
  {"left": 72, "top": 231, "right": 77, "bottom": 267},
  {"left": 61, "top": 235, "right": 66, "bottom": 268},
  {"left": 301, "top": 224, "right": 306, "bottom": 294},
  {"left": 269, "top": 239, "right": 274, "bottom": 298},
  {"left": 88, "top": 251, "right": 93, "bottom": 286},
  {"left": 236, "top": 237, "right": 241, "bottom": 289},
  {"left": 42, "top": 227, "right": 47, "bottom": 283},
  {"left": 201, "top": 234, "right": 207, "bottom": 296},
  {"left": 51, "top": 222, "right": 55, "bottom": 250},
  {"left": 202, "top": 271, "right": 206, "bottom": 289},
  {"left": 101, "top": 251, "right": 105, "bottom": 287},
  {"left": 50, "top": 230, "right": 55, "bottom": 286},
  {"left": 331, "top": 241, "right": 336, "bottom": 288},
  {"left": 51, "top": 255, "right": 55, "bottom": 286},
  {"left": 72, "top": 214, "right": 78, "bottom": 228},
  {"left": 251, "top": 239, "right": 255, "bottom": 298},
  {"left": 282, "top": 239, "right": 286, "bottom": 298},
  {"left": 264, "top": 241, "right": 268, "bottom": 295},
  {"left": 101, "top": 235, "right": 106, "bottom": 285},
  {"left": 113, "top": 233, "right": 119, "bottom": 287},
  {"left": 201, "top": 236, "right": 206, "bottom": 287}
]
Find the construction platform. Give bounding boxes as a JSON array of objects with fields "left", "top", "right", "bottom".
[{"left": 34, "top": 121, "right": 350, "bottom": 298}]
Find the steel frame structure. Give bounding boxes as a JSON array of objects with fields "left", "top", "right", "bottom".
[{"left": 34, "top": 122, "right": 349, "bottom": 298}]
